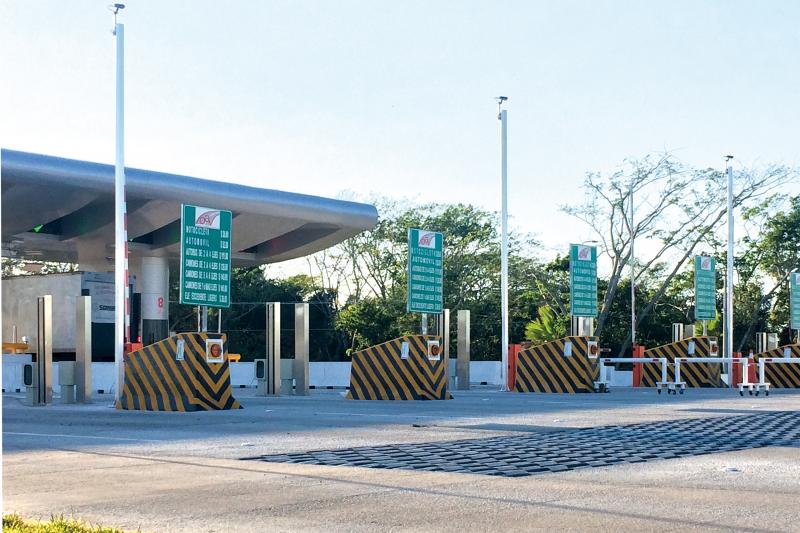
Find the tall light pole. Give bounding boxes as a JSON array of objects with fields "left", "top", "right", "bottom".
[
  {"left": 629, "top": 180, "right": 636, "bottom": 352},
  {"left": 725, "top": 155, "right": 734, "bottom": 366},
  {"left": 497, "top": 96, "right": 509, "bottom": 391},
  {"left": 111, "top": 3, "right": 129, "bottom": 404}
]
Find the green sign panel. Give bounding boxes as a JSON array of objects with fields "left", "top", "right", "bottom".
[
  {"left": 569, "top": 244, "right": 597, "bottom": 317},
  {"left": 179, "top": 204, "right": 232, "bottom": 308},
  {"left": 694, "top": 255, "right": 716, "bottom": 321},
  {"left": 407, "top": 228, "right": 443, "bottom": 314},
  {"left": 791, "top": 271, "right": 800, "bottom": 330}
]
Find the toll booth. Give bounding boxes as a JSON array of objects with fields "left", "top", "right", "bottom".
[
  {"left": 640, "top": 336, "right": 722, "bottom": 388},
  {"left": 514, "top": 336, "right": 600, "bottom": 393}
]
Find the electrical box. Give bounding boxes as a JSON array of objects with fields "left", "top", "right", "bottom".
[{"left": 23, "top": 362, "right": 40, "bottom": 406}]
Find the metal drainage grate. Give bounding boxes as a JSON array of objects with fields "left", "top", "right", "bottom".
[{"left": 242, "top": 411, "right": 800, "bottom": 478}]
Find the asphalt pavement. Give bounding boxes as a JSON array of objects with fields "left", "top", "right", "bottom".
[{"left": 3, "top": 387, "right": 800, "bottom": 532}]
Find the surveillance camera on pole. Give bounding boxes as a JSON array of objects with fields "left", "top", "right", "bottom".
[
  {"left": 724, "top": 154, "right": 734, "bottom": 382},
  {"left": 110, "top": 2, "right": 128, "bottom": 405},
  {"left": 109, "top": 3, "right": 125, "bottom": 34}
]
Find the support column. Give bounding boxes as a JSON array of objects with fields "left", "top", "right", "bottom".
[
  {"left": 76, "top": 296, "right": 93, "bottom": 403},
  {"left": 457, "top": 310, "right": 471, "bottom": 390},
  {"left": 140, "top": 256, "right": 169, "bottom": 345},
  {"left": 294, "top": 303, "right": 310, "bottom": 395}
]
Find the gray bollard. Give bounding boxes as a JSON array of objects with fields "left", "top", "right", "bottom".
[
  {"left": 75, "top": 296, "right": 92, "bottom": 403},
  {"left": 293, "top": 303, "right": 310, "bottom": 395},
  {"left": 457, "top": 310, "right": 471, "bottom": 390},
  {"left": 36, "top": 295, "right": 54, "bottom": 404}
]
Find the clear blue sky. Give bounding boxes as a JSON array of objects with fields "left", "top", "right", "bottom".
[{"left": 2, "top": 0, "right": 798, "bottom": 258}]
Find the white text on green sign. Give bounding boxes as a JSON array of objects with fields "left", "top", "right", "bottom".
[
  {"left": 694, "top": 255, "right": 716, "bottom": 321},
  {"left": 407, "top": 228, "right": 443, "bottom": 314},
  {"left": 570, "top": 244, "right": 597, "bottom": 317},
  {"left": 791, "top": 271, "right": 800, "bottom": 330},
  {"left": 180, "top": 205, "right": 232, "bottom": 308}
]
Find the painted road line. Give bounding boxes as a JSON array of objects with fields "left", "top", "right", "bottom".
[{"left": 4, "top": 431, "right": 165, "bottom": 442}]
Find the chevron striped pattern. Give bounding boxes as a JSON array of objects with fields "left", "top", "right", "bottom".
[
  {"left": 117, "top": 332, "right": 242, "bottom": 411},
  {"left": 346, "top": 335, "right": 452, "bottom": 400},
  {"left": 754, "top": 344, "right": 800, "bottom": 388},
  {"left": 515, "top": 336, "right": 599, "bottom": 393},
  {"left": 641, "top": 337, "right": 722, "bottom": 388}
]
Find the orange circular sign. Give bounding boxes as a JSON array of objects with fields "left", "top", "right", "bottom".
[{"left": 430, "top": 344, "right": 440, "bottom": 356}]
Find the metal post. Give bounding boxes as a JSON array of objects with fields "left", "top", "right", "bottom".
[
  {"left": 703, "top": 320, "right": 707, "bottom": 336},
  {"left": 293, "top": 303, "right": 309, "bottom": 395},
  {"left": 421, "top": 313, "right": 428, "bottom": 335},
  {"left": 725, "top": 156, "right": 734, "bottom": 365},
  {"left": 217, "top": 308, "right": 222, "bottom": 333},
  {"left": 37, "top": 296, "right": 54, "bottom": 405},
  {"left": 499, "top": 102, "right": 509, "bottom": 392},
  {"left": 111, "top": 6, "right": 128, "bottom": 405},
  {"left": 457, "top": 310, "right": 470, "bottom": 390},
  {"left": 441, "top": 308, "right": 451, "bottom": 388},
  {"left": 266, "top": 302, "right": 281, "bottom": 395},
  {"left": 442, "top": 308, "right": 450, "bottom": 358},
  {"left": 76, "top": 296, "right": 93, "bottom": 403},
  {"left": 201, "top": 305, "right": 208, "bottom": 332},
  {"left": 629, "top": 180, "right": 636, "bottom": 351}
]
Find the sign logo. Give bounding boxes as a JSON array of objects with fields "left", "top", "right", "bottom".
[
  {"left": 205, "top": 338, "right": 225, "bottom": 364},
  {"left": 577, "top": 245, "right": 591, "bottom": 261},
  {"left": 700, "top": 256, "right": 712, "bottom": 270},
  {"left": 418, "top": 232, "right": 436, "bottom": 249},
  {"left": 194, "top": 208, "right": 221, "bottom": 230},
  {"left": 427, "top": 339, "right": 441, "bottom": 360}
]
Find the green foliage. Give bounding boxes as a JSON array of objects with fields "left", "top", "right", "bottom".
[
  {"left": 2, "top": 514, "right": 128, "bottom": 533},
  {"left": 524, "top": 305, "right": 568, "bottom": 344}
]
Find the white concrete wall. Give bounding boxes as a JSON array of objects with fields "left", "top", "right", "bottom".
[
  {"left": 3, "top": 361, "right": 634, "bottom": 391},
  {"left": 2, "top": 273, "right": 82, "bottom": 353},
  {"left": 2, "top": 360, "right": 508, "bottom": 392}
]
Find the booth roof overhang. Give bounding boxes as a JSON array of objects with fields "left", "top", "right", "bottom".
[{"left": 1, "top": 149, "right": 378, "bottom": 266}]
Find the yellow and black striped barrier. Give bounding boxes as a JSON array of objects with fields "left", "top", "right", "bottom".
[
  {"left": 514, "top": 336, "right": 599, "bottom": 393},
  {"left": 117, "top": 332, "right": 242, "bottom": 411},
  {"left": 641, "top": 336, "right": 722, "bottom": 388},
  {"left": 754, "top": 344, "right": 800, "bottom": 388},
  {"left": 346, "top": 335, "right": 452, "bottom": 400}
]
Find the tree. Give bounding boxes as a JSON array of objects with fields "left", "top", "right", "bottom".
[
  {"left": 565, "top": 155, "right": 796, "bottom": 355},
  {"left": 524, "top": 305, "right": 568, "bottom": 344}
]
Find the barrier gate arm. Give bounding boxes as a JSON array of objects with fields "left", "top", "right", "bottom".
[
  {"left": 755, "top": 358, "right": 800, "bottom": 397},
  {"left": 672, "top": 357, "right": 750, "bottom": 396},
  {"left": 595, "top": 358, "right": 668, "bottom": 393}
]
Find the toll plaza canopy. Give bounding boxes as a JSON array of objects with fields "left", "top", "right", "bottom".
[{"left": 1, "top": 149, "right": 378, "bottom": 266}]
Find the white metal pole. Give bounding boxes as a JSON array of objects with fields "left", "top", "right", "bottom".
[
  {"left": 725, "top": 157, "right": 734, "bottom": 365},
  {"left": 629, "top": 182, "right": 636, "bottom": 351},
  {"left": 113, "top": 19, "right": 128, "bottom": 404},
  {"left": 500, "top": 107, "right": 509, "bottom": 391}
]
